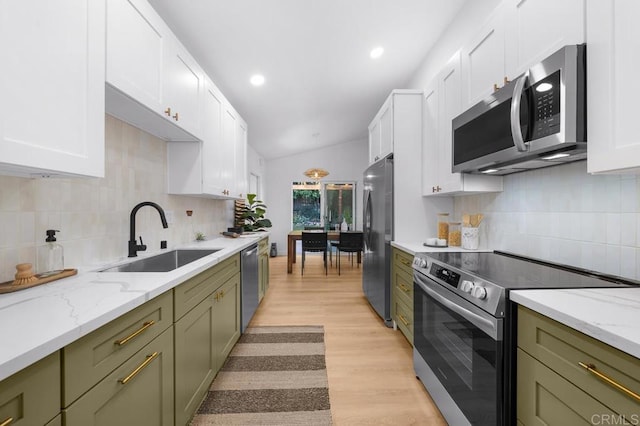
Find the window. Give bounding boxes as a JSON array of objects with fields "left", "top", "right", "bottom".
[{"left": 291, "top": 181, "right": 356, "bottom": 230}]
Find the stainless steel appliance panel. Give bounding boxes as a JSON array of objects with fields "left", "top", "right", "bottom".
[
  {"left": 452, "top": 44, "right": 586, "bottom": 175},
  {"left": 241, "top": 243, "right": 259, "bottom": 332},
  {"left": 414, "top": 270, "right": 502, "bottom": 426},
  {"left": 362, "top": 156, "right": 393, "bottom": 325}
]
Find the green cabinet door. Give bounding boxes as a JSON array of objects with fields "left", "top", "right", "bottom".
[
  {"left": 517, "top": 348, "right": 613, "bottom": 425},
  {"left": 174, "top": 295, "right": 216, "bottom": 426},
  {"left": 0, "top": 352, "right": 60, "bottom": 426},
  {"left": 258, "top": 238, "right": 269, "bottom": 302},
  {"left": 64, "top": 327, "right": 174, "bottom": 426},
  {"left": 213, "top": 273, "right": 241, "bottom": 371}
]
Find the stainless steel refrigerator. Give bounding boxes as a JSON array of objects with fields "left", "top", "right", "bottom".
[{"left": 362, "top": 155, "right": 393, "bottom": 326}]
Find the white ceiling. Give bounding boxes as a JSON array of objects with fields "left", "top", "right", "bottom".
[{"left": 147, "top": 0, "right": 467, "bottom": 160}]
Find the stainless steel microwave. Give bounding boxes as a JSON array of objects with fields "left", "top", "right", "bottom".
[{"left": 452, "top": 44, "right": 586, "bottom": 175}]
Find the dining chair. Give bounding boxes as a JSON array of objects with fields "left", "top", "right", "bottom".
[
  {"left": 301, "top": 231, "right": 328, "bottom": 275},
  {"left": 335, "top": 231, "right": 363, "bottom": 275}
]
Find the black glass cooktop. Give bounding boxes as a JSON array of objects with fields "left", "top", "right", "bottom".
[{"left": 424, "top": 251, "right": 638, "bottom": 290}]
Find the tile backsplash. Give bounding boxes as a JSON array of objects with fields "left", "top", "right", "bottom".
[
  {"left": 454, "top": 161, "right": 640, "bottom": 280},
  {"left": 0, "top": 115, "right": 233, "bottom": 282}
]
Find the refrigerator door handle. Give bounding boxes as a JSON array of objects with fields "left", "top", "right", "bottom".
[{"left": 364, "top": 191, "right": 372, "bottom": 250}]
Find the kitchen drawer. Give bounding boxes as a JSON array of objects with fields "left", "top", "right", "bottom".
[
  {"left": 517, "top": 348, "right": 613, "bottom": 425},
  {"left": 64, "top": 327, "right": 174, "bottom": 426},
  {"left": 0, "top": 352, "right": 60, "bottom": 426},
  {"left": 518, "top": 306, "right": 640, "bottom": 417},
  {"left": 393, "top": 297, "right": 413, "bottom": 345},
  {"left": 174, "top": 253, "right": 240, "bottom": 320},
  {"left": 393, "top": 266, "right": 413, "bottom": 308},
  {"left": 393, "top": 248, "right": 414, "bottom": 276},
  {"left": 63, "top": 290, "right": 173, "bottom": 406}
]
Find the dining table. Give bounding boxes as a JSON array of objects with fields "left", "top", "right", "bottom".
[{"left": 287, "top": 230, "right": 361, "bottom": 273}]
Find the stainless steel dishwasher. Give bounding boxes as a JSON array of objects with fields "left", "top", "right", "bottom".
[{"left": 240, "top": 243, "right": 259, "bottom": 332}]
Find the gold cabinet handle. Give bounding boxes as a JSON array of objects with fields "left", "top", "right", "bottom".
[
  {"left": 173, "top": 112, "right": 179, "bottom": 121},
  {"left": 399, "top": 258, "right": 411, "bottom": 267},
  {"left": 493, "top": 83, "right": 500, "bottom": 92},
  {"left": 578, "top": 362, "right": 640, "bottom": 402},
  {"left": 398, "top": 283, "right": 410, "bottom": 293},
  {"left": 114, "top": 320, "right": 155, "bottom": 346},
  {"left": 164, "top": 107, "right": 171, "bottom": 116},
  {"left": 119, "top": 352, "right": 159, "bottom": 385},
  {"left": 398, "top": 314, "right": 410, "bottom": 327},
  {"left": 1, "top": 417, "right": 14, "bottom": 426}
]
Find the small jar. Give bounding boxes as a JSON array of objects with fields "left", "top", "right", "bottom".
[
  {"left": 437, "top": 213, "right": 449, "bottom": 241},
  {"left": 448, "top": 222, "right": 461, "bottom": 247}
]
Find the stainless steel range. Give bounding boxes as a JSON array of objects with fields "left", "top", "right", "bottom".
[{"left": 412, "top": 251, "right": 636, "bottom": 426}]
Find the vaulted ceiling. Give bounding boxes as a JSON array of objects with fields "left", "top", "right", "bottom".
[{"left": 147, "top": 0, "right": 466, "bottom": 159}]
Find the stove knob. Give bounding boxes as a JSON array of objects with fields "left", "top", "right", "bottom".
[
  {"left": 471, "top": 285, "right": 487, "bottom": 300},
  {"left": 419, "top": 258, "right": 427, "bottom": 268},
  {"left": 460, "top": 280, "right": 475, "bottom": 293},
  {"left": 413, "top": 258, "right": 427, "bottom": 268}
]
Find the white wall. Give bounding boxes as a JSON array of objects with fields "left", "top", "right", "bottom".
[
  {"left": 454, "top": 162, "right": 640, "bottom": 280},
  {"left": 246, "top": 144, "right": 267, "bottom": 202},
  {"left": 405, "top": 0, "right": 640, "bottom": 280},
  {"left": 265, "top": 138, "right": 368, "bottom": 255}
]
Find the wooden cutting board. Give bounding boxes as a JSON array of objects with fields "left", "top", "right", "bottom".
[{"left": 0, "top": 268, "right": 78, "bottom": 294}]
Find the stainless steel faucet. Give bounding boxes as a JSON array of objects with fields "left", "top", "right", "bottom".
[{"left": 128, "top": 201, "right": 169, "bottom": 257}]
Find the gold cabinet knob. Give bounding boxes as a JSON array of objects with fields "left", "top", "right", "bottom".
[
  {"left": 173, "top": 112, "right": 179, "bottom": 121},
  {"left": 164, "top": 107, "right": 171, "bottom": 116}
]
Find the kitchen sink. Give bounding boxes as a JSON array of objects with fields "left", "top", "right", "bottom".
[{"left": 99, "top": 249, "right": 220, "bottom": 273}]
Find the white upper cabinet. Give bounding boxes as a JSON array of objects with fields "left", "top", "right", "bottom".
[
  {"left": 0, "top": 0, "right": 105, "bottom": 178},
  {"left": 167, "top": 77, "right": 247, "bottom": 199},
  {"left": 422, "top": 82, "right": 440, "bottom": 196},
  {"left": 587, "top": 0, "right": 640, "bottom": 174},
  {"left": 504, "top": 0, "right": 585, "bottom": 78},
  {"left": 423, "top": 53, "right": 503, "bottom": 196},
  {"left": 234, "top": 117, "right": 248, "bottom": 199},
  {"left": 461, "top": 0, "right": 585, "bottom": 110},
  {"left": 162, "top": 35, "right": 203, "bottom": 138},
  {"left": 105, "top": 0, "right": 203, "bottom": 141},
  {"left": 461, "top": 5, "right": 507, "bottom": 109},
  {"left": 368, "top": 97, "right": 393, "bottom": 164}
]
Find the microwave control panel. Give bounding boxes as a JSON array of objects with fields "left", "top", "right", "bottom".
[{"left": 530, "top": 70, "right": 561, "bottom": 140}]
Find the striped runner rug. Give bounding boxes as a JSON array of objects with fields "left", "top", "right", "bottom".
[{"left": 190, "top": 325, "right": 332, "bottom": 425}]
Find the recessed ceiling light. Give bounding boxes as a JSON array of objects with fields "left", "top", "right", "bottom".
[
  {"left": 250, "top": 74, "right": 265, "bottom": 86},
  {"left": 370, "top": 47, "right": 384, "bottom": 59}
]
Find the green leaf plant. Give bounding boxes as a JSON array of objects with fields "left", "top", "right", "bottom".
[{"left": 240, "top": 193, "right": 272, "bottom": 232}]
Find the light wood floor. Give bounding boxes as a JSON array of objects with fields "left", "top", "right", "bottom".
[{"left": 250, "top": 254, "right": 447, "bottom": 425}]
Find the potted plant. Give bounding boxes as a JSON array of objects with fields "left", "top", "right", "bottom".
[{"left": 238, "top": 194, "right": 272, "bottom": 232}]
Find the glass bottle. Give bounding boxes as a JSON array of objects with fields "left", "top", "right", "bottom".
[{"left": 37, "top": 229, "right": 64, "bottom": 277}]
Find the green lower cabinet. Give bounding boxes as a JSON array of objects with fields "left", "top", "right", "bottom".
[
  {"left": 0, "top": 352, "right": 60, "bottom": 426},
  {"left": 174, "top": 272, "right": 241, "bottom": 426},
  {"left": 213, "top": 273, "right": 241, "bottom": 369},
  {"left": 391, "top": 247, "right": 414, "bottom": 345},
  {"left": 174, "top": 295, "right": 216, "bottom": 426},
  {"left": 517, "top": 306, "right": 640, "bottom": 425},
  {"left": 64, "top": 327, "right": 174, "bottom": 426},
  {"left": 258, "top": 238, "right": 269, "bottom": 302}
]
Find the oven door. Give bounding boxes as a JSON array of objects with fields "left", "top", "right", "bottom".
[{"left": 413, "top": 271, "right": 503, "bottom": 426}]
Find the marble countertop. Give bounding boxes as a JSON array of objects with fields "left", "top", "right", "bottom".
[
  {"left": 511, "top": 288, "right": 640, "bottom": 359},
  {"left": 0, "top": 233, "right": 267, "bottom": 382},
  {"left": 391, "top": 241, "right": 491, "bottom": 255}
]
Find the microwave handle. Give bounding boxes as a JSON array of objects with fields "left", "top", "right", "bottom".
[{"left": 510, "top": 72, "right": 529, "bottom": 152}]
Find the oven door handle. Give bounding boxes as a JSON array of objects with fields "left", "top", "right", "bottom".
[
  {"left": 510, "top": 71, "right": 529, "bottom": 153},
  {"left": 418, "top": 279, "right": 500, "bottom": 340}
]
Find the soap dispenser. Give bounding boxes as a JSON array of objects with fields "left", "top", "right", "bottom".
[{"left": 37, "top": 229, "right": 64, "bottom": 277}]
